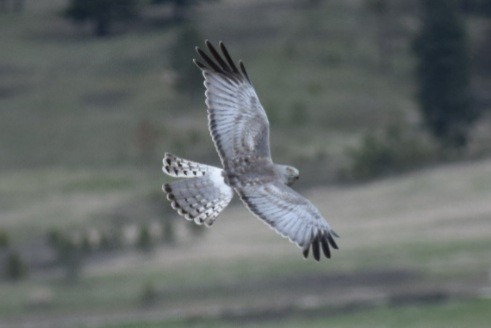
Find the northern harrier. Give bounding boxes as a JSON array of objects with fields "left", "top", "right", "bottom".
[{"left": 162, "top": 41, "right": 339, "bottom": 261}]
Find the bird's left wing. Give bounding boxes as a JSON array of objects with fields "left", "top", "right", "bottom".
[
  {"left": 236, "top": 181, "right": 339, "bottom": 261},
  {"left": 194, "top": 41, "right": 271, "bottom": 168}
]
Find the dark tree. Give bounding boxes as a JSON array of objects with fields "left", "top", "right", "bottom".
[
  {"left": 460, "top": 0, "right": 491, "bottom": 17},
  {"left": 413, "top": 0, "right": 477, "bottom": 147},
  {"left": 0, "top": 0, "right": 24, "bottom": 13},
  {"left": 151, "top": 0, "right": 206, "bottom": 22},
  {"left": 169, "top": 24, "right": 205, "bottom": 96},
  {"left": 461, "top": 0, "right": 491, "bottom": 77},
  {"left": 65, "top": 0, "right": 141, "bottom": 37},
  {"left": 304, "top": 0, "right": 324, "bottom": 7}
]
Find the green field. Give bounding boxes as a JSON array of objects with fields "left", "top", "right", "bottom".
[
  {"left": 1, "top": 0, "right": 491, "bottom": 327},
  {"left": 104, "top": 299, "right": 491, "bottom": 328}
]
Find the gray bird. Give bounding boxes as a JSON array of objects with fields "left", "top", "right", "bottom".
[{"left": 162, "top": 41, "right": 339, "bottom": 261}]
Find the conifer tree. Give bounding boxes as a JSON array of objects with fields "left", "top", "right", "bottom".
[{"left": 413, "top": 0, "right": 477, "bottom": 147}]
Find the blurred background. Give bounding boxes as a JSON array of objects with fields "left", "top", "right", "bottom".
[{"left": 1, "top": 0, "right": 491, "bottom": 327}]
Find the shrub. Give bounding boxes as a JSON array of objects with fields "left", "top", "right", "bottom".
[
  {"left": 345, "top": 124, "right": 438, "bottom": 180},
  {"left": 0, "top": 229, "right": 9, "bottom": 248},
  {"left": 99, "top": 231, "right": 121, "bottom": 251},
  {"left": 46, "top": 229, "right": 84, "bottom": 282},
  {"left": 57, "top": 238, "right": 84, "bottom": 282},
  {"left": 81, "top": 234, "right": 92, "bottom": 253},
  {"left": 140, "top": 282, "right": 159, "bottom": 306},
  {"left": 137, "top": 224, "right": 153, "bottom": 252},
  {"left": 5, "top": 251, "right": 28, "bottom": 281}
]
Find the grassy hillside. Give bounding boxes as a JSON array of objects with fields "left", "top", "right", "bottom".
[{"left": 0, "top": 0, "right": 418, "bottom": 172}]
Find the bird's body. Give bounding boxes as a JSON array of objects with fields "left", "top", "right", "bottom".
[{"left": 162, "top": 41, "right": 338, "bottom": 261}]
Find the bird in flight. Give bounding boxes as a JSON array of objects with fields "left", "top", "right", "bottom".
[{"left": 162, "top": 40, "right": 339, "bottom": 261}]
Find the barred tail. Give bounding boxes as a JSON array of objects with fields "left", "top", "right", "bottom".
[
  {"left": 162, "top": 152, "right": 210, "bottom": 178},
  {"left": 162, "top": 154, "right": 233, "bottom": 226}
]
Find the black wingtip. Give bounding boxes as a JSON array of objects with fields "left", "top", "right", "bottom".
[
  {"left": 193, "top": 59, "right": 206, "bottom": 69},
  {"left": 302, "top": 230, "right": 339, "bottom": 261},
  {"left": 206, "top": 40, "right": 232, "bottom": 72},
  {"left": 239, "top": 60, "right": 250, "bottom": 82},
  {"left": 321, "top": 235, "right": 331, "bottom": 258},
  {"left": 302, "top": 246, "right": 309, "bottom": 259},
  {"left": 312, "top": 236, "right": 320, "bottom": 261},
  {"left": 327, "top": 233, "right": 339, "bottom": 250},
  {"left": 194, "top": 40, "right": 252, "bottom": 83},
  {"left": 218, "top": 41, "right": 239, "bottom": 74},
  {"left": 197, "top": 46, "right": 224, "bottom": 73}
]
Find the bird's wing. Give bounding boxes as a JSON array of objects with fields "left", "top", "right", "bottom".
[
  {"left": 236, "top": 181, "right": 339, "bottom": 261},
  {"left": 194, "top": 41, "right": 271, "bottom": 168}
]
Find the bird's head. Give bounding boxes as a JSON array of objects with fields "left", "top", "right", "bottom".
[{"left": 276, "top": 164, "right": 300, "bottom": 186}]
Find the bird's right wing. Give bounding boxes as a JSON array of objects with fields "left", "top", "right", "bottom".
[
  {"left": 194, "top": 41, "right": 272, "bottom": 168},
  {"left": 236, "top": 181, "right": 339, "bottom": 261}
]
